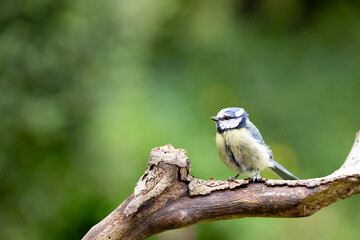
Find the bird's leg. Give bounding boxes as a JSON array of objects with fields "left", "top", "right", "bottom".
[
  {"left": 228, "top": 173, "right": 239, "bottom": 181},
  {"left": 252, "top": 169, "right": 268, "bottom": 182},
  {"left": 252, "top": 169, "right": 261, "bottom": 182}
]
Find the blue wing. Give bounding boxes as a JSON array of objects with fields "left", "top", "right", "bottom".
[
  {"left": 246, "top": 120, "right": 274, "bottom": 161},
  {"left": 246, "top": 120, "right": 299, "bottom": 180},
  {"left": 245, "top": 120, "right": 266, "bottom": 146}
]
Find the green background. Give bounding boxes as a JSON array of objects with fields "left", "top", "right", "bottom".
[{"left": 1, "top": 0, "right": 360, "bottom": 239}]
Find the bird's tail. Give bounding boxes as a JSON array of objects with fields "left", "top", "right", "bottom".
[{"left": 269, "top": 159, "right": 299, "bottom": 180}]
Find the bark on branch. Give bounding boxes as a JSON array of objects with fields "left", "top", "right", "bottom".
[{"left": 83, "top": 131, "right": 360, "bottom": 240}]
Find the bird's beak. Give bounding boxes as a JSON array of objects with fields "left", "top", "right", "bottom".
[{"left": 211, "top": 116, "right": 218, "bottom": 121}]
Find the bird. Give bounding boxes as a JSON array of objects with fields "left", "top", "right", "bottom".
[{"left": 211, "top": 107, "right": 298, "bottom": 181}]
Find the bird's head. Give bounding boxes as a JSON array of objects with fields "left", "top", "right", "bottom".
[{"left": 211, "top": 107, "right": 248, "bottom": 133}]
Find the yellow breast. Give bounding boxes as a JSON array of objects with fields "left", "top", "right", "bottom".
[{"left": 216, "top": 128, "right": 270, "bottom": 175}]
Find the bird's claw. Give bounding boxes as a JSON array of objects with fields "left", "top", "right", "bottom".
[
  {"left": 251, "top": 169, "right": 267, "bottom": 183},
  {"left": 251, "top": 176, "right": 268, "bottom": 183},
  {"left": 228, "top": 176, "right": 235, "bottom": 181},
  {"left": 228, "top": 173, "right": 240, "bottom": 181}
]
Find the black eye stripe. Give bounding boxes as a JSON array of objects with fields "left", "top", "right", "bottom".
[{"left": 220, "top": 116, "right": 241, "bottom": 120}]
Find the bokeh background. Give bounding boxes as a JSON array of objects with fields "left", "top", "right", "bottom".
[{"left": 1, "top": 0, "right": 360, "bottom": 239}]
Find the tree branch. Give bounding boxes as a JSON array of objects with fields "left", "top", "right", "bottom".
[{"left": 82, "top": 131, "right": 360, "bottom": 240}]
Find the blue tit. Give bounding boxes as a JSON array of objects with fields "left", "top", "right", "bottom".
[{"left": 211, "top": 107, "right": 298, "bottom": 181}]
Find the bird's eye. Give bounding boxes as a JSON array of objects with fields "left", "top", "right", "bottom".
[{"left": 224, "top": 116, "right": 230, "bottom": 120}]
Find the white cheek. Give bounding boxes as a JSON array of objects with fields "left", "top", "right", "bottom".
[{"left": 219, "top": 118, "right": 242, "bottom": 129}]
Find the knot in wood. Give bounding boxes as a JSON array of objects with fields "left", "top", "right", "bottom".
[{"left": 149, "top": 144, "right": 191, "bottom": 170}]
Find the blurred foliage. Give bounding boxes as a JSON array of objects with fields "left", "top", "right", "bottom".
[{"left": 1, "top": 0, "right": 360, "bottom": 239}]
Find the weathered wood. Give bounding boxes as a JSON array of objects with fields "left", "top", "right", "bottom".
[{"left": 83, "top": 132, "right": 360, "bottom": 240}]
